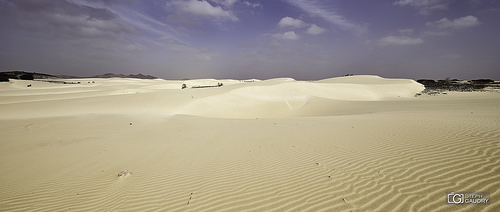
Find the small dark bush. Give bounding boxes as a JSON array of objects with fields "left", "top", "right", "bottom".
[
  {"left": 19, "top": 73, "right": 34, "bottom": 80},
  {"left": 436, "top": 80, "right": 451, "bottom": 85},
  {"left": 0, "top": 73, "right": 9, "bottom": 82},
  {"left": 416, "top": 79, "right": 436, "bottom": 85},
  {"left": 471, "top": 79, "right": 494, "bottom": 84}
]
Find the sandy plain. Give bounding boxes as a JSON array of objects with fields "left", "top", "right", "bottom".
[{"left": 0, "top": 75, "right": 499, "bottom": 211}]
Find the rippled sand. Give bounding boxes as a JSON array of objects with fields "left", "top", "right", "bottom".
[{"left": 1, "top": 76, "right": 498, "bottom": 211}]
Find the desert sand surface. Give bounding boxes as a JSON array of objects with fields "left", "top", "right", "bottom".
[{"left": 0, "top": 75, "right": 499, "bottom": 211}]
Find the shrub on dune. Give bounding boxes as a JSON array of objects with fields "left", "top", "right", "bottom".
[
  {"left": 20, "top": 73, "right": 34, "bottom": 80},
  {"left": 0, "top": 73, "right": 9, "bottom": 82}
]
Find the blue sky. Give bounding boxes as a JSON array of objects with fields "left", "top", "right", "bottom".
[{"left": 1, "top": 0, "right": 499, "bottom": 80}]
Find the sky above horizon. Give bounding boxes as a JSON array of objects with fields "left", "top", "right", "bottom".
[{"left": 1, "top": 0, "right": 499, "bottom": 80}]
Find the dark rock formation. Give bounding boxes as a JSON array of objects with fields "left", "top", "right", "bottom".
[{"left": 417, "top": 78, "right": 498, "bottom": 95}]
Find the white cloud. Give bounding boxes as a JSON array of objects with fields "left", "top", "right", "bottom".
[
  {"left": 426, "top": 15, "right": 481, "bottom": 29},
  {"left": 210, "top": 0, "right": 261, "bottom": 8},
  {"left": 423, "top": 31, "right": 449, "bottom": 36},
  {"left": 394, "top": 0, "right": 450, "bottom": 15},
  {"left": 307, "top": 24, "right": 326, "bottom": 35},
  {"left": 398, "top": 28, "right": 414, "bottom": 34},
  {"left": 286, "top": 0, "right": 365, "bottom": 33},
  {"left": 277, "top": 17, "right": 326, "bottom": 35},
  {"left": 167, "top": 0, "right": 238, "bottom": 22},
  {"left": 1, "top": 1, "right": 134, "bottom": 40},
  {"left": 278, "top": 17, "right": 306, "bottom": 28},
  {"left": 394, "top": 0, "right": 446, "bottom": 7},
  {"left": 210, "top": 0, "right": 238, "bottom": 7},
  {"left": 378, "top": 35, "right": 423, "bottom": 46},
  {"left": 243, "top": 1, "right": 261, "bottom": 8},
  {"left": 272, "top": 31, "right": 300, "bottom": 40}
]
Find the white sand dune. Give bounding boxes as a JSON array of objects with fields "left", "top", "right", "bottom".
[
  {"left": 1, "top": 75, "right": 499, "bottom": 211},
  {"left": 179, "top": 75, "right": 424, "bottom": 118},
  {"left": 0, "top": 75, "right": 424, "bottom": 119}
]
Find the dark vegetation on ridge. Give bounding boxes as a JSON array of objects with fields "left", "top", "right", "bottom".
[
  {"left": 417, "top": 78, "right": 500, "bottom": 95},
  {"left": 0, "top": 73, "right": 9, "bottom": 82},
  {"left": 91, "top": 73, "right": 157, "bottom": 79},
  {"left": 0, "top": 71, "right": 55, "bottom": 82},
  {"left": 0, "top": 71, "right": 158, "bottom": 82}
]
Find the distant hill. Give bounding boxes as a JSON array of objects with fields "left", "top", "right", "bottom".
[
  {"left": 0, "top": 71, "right": 158, "bottom": 81},
  {"left": 91, "top": 73, "right": 157, "bottom": 79},
  {"left": 0, "top": 71, "right": 60, "bottom": 81}
]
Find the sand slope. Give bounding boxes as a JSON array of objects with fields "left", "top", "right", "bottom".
[
  {"left": 0, "top": 75, "right": 424, "bottom": 119},
  {"left": 1, "top": 76, "right": 499, "bottom": 211}
]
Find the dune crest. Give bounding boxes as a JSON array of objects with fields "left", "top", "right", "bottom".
[
  {"left": 0, "top": 75, "right": 423, "bottom": 119},
  {"left": 178, "top": 75, "right": 424, "bottom": 118}
]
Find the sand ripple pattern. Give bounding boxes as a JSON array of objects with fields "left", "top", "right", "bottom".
[
  {"left": 1, "top": 76, "right": 499, "bottom": 211},
  {"left": 1, "top": 111, "right": 499, "bottom": 211}
]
